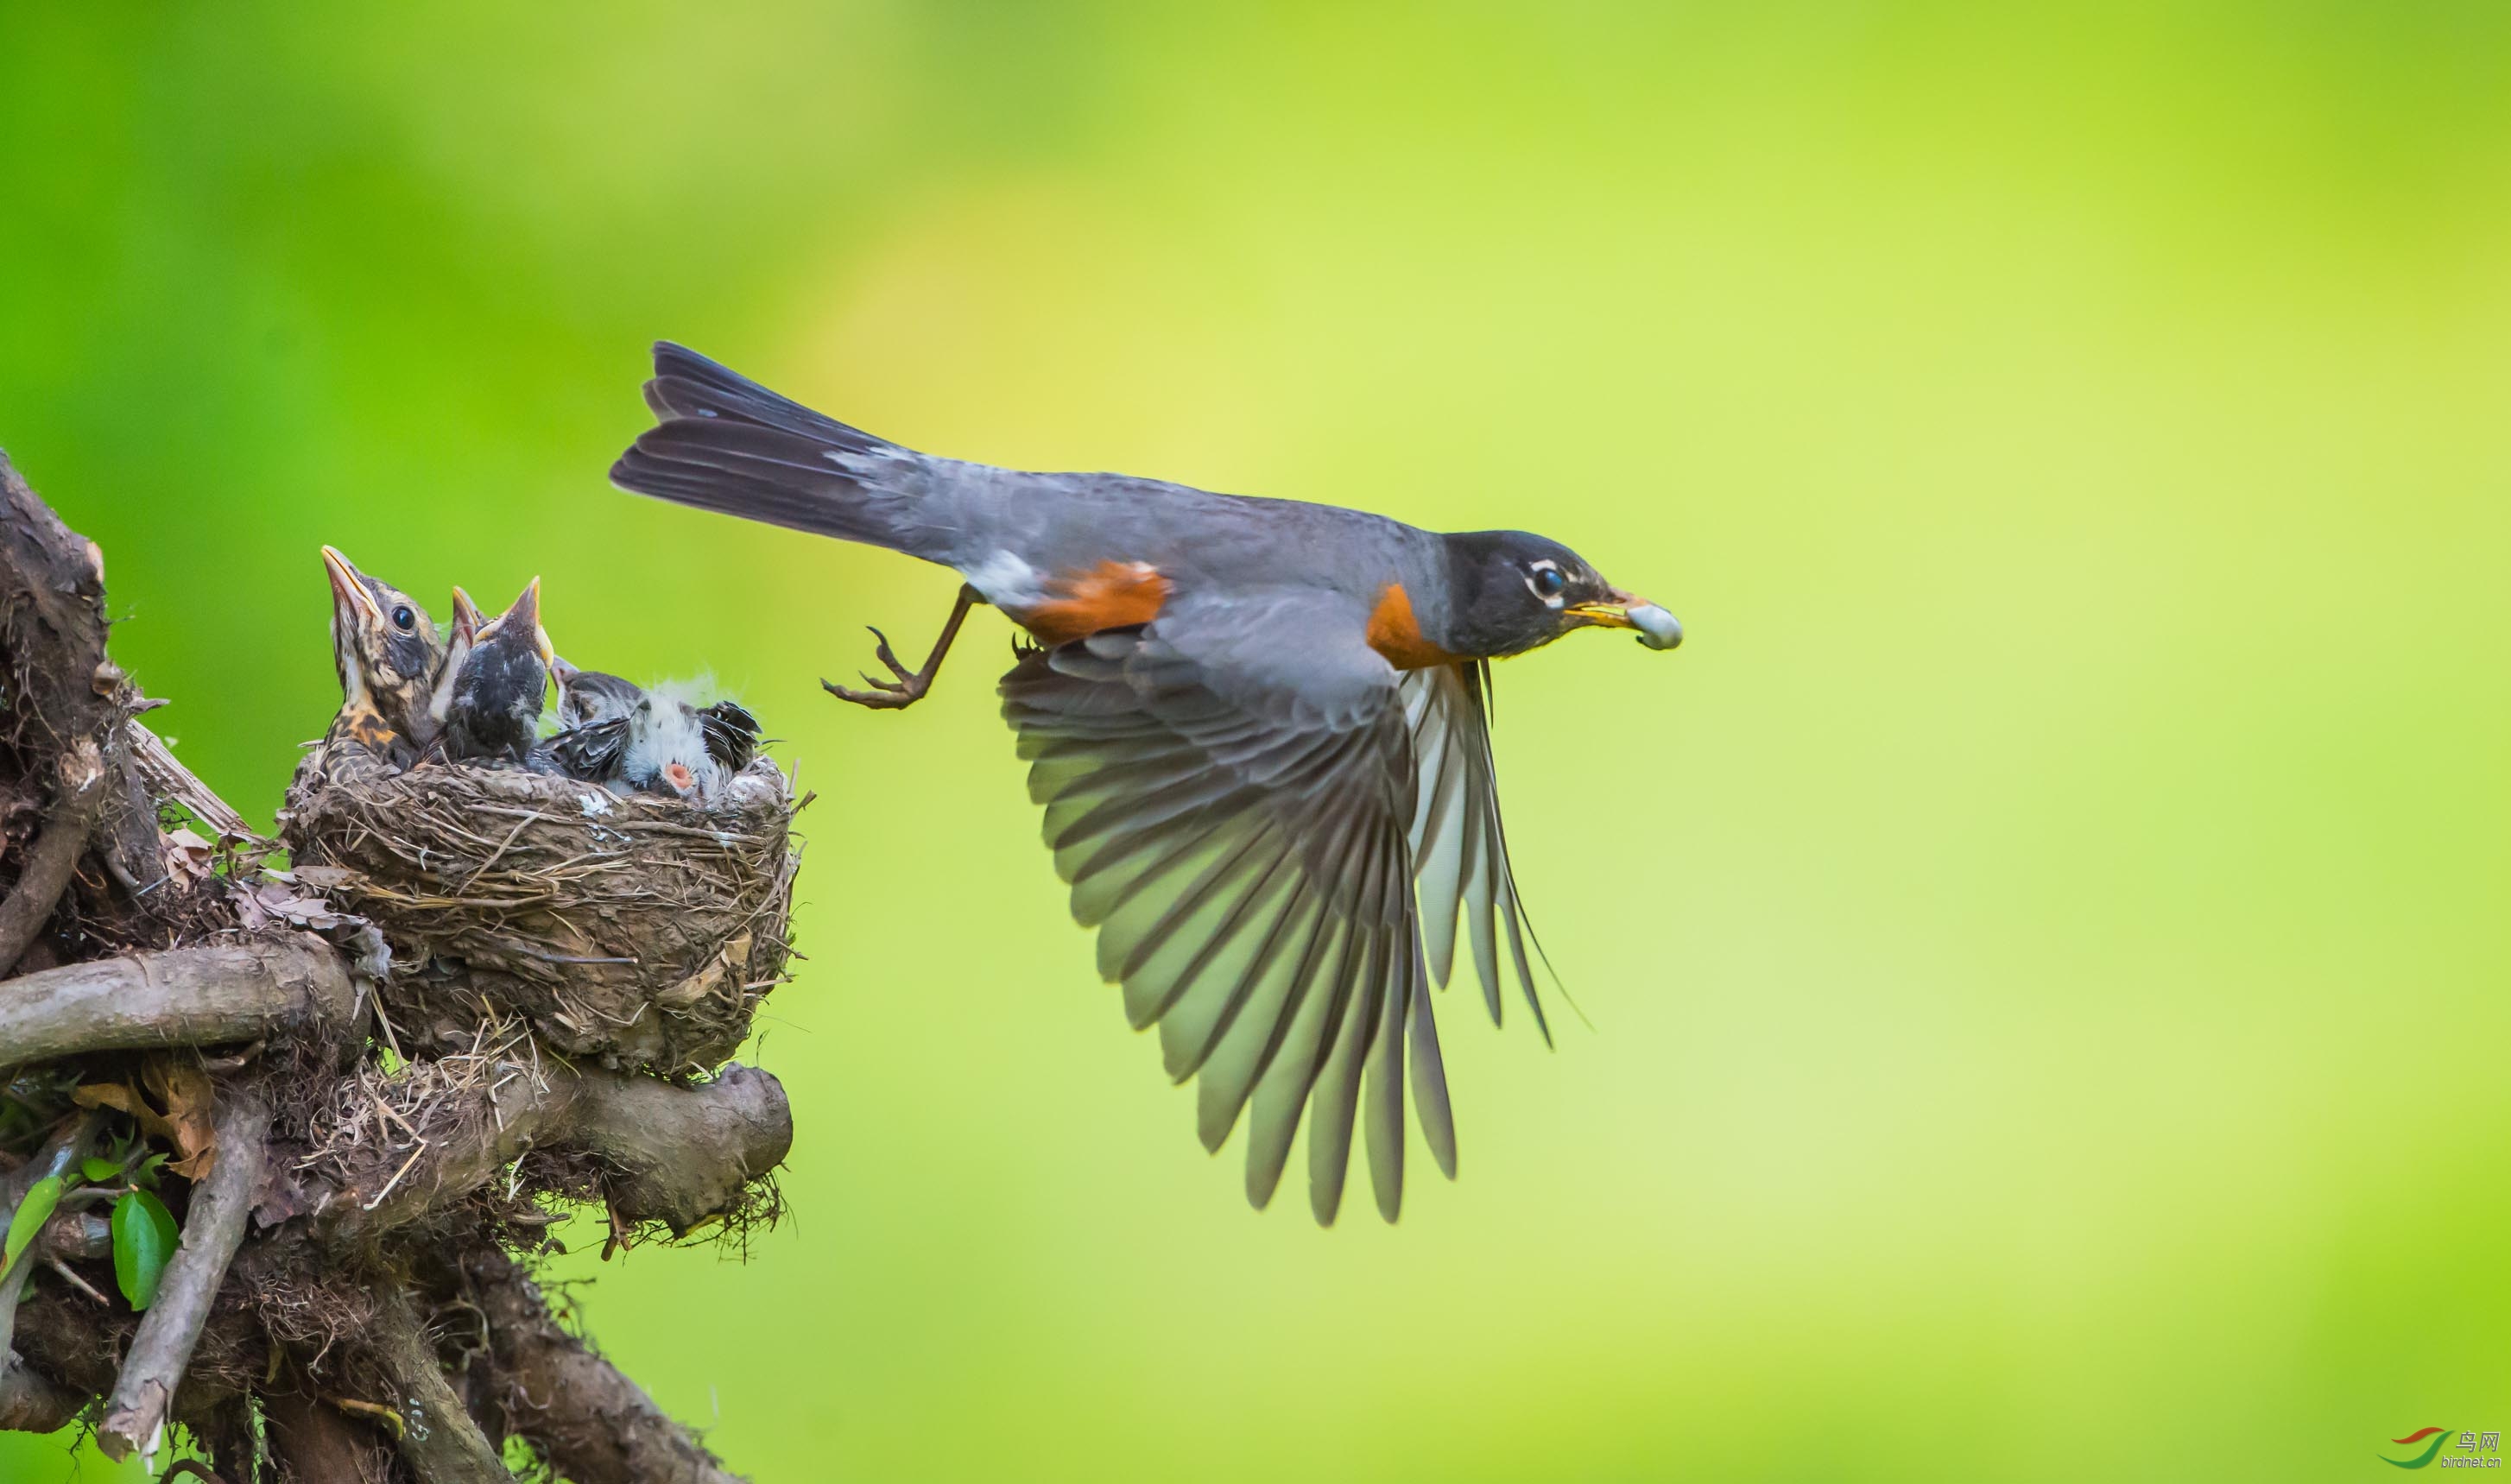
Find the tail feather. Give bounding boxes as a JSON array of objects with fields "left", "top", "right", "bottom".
[{"left": 611, "top": 342, "right": 930, "bottom": 553}]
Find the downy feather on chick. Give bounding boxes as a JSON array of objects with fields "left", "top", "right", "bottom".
[
  {"left": 440, "top": 578, "right": 554, "bottom": 765},
  {"left": 547, "top": 659, "right": 760, "bottom": 800}
]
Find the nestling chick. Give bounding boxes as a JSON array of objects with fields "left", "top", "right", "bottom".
[
  {"left": 320, "top": 545, "right": 445, "bottom": 768},
  {"left": 439, "top": 578, "right": 554, "bottom": 765},
  {"left": 426, "top": 585, "right": 487, "bottom": 738},
  {"left": 547, "top": 659, "right": 761, "bottom": 799}
]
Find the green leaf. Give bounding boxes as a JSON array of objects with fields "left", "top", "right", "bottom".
[
  {"left": 81, "top": 1156, "right": 123, "bottom": 1184},
  {"left": 3, "top": 1174, "right": 63, "bottom": 1274},
  {"left": 111, "top": 1189, "right": 179, "bottom": 1310}
]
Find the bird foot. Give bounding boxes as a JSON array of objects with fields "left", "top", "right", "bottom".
[
  {"left": 821, "top": 626, "right": 939, "bottom": 710},
  {"left": 821, "top": 586, "right": 982, "bottom": 712}
]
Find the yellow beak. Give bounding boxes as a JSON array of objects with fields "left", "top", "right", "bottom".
[
  {"left": 321, "top": 546, "right": 383, "bottom": 624},
  {"left": 1567, "top": 590, "right": 1683, "bottom": 650}
]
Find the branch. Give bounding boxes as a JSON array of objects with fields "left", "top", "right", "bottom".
[
  {"left": 128, "top": 721, "right": 257, "bottom": 846},
  {"left": 468, "top": 1247, "right": 743, "bottom": 1484},
  {"left": 0, "top": 449, "right": 165, "bottom": 896},
  {"left": 0, "top": 934, "right": 359, "bottom": 1070},
  {"left": 0, "top": 1355, "right": 79, "bottom": 1433},
  {"left": 98, "top": 1096, "right": 270, "bottom": 1464},
  {"left": 372, "top": 1291, "right": 515, "bottom": 1484},
  {"left": 323, "top": 1064, "right": 790, "bottom": 1250},
  {"left": 265, "top": 1380, "right": 392, "bottom": 1483},
  {"left": 0, "top": 738, "right": 106, "bottom": 974}
]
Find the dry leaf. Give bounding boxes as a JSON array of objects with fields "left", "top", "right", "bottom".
[
  {"left": 72, "top": 1082, "right": 180, "bottom": 1145},
  {"left": 143, "top": 1058, "right": 218, "bottom": 1181},
  {"left": 162, "top": 826, "right": 217, "bottom": 883}
]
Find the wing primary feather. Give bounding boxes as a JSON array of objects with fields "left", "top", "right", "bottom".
[
  {"left": 1145, "top": 841, "right": 1304, "bottom": 1058},
  {"left": 1179, "top": 875, "right": 1317, "bottom": 1087},
  {"left": 1245, "top": 915, "right": 1362, "bottom": 1210},
  {"left": 1191, "top": 884, "right": 1328, "bottom": 1148},
  {"left": 1306, "top": 922, "right": 1384, "bottom": 1227},
  {"left": 1407, "top": 938, "right": 1458, "bottom": 1178},
  {"left": 1362, "top": 901, "right": 1411, "bottom": 1224},
  {"left": 1114, "top": 817, "right": 1279, "bottom": 982}
]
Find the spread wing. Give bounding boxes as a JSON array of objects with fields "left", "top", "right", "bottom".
[{"left": 999, "top": 591, "right": 1546, "bottom": 1224}]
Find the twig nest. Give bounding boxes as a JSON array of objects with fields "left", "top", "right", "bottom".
[{"left": 279, "top": 752, "right": 800, "bottom": 1077}]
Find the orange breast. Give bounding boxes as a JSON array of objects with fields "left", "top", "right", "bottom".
[
  {"left": 1366, "top": 583, "right": 1463, "bottom": 669},
  {"left": 1021, "top": 560, "right": 1174, "bottom": 647}
]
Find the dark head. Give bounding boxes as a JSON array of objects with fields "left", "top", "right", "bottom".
[
  {"left": 443, "top": 579, "right": 556, "bottom": 762},
  {"left": 322, "top": 546, "right": 445, "bottom": 743},
  {"left": 1433, "top": 531, "right": 1681, "bottom": 660},
  {"left": 552, "top": 657, "right": 645, "bottom": 729},
  {"left": 428, "top": 585, "right": 488, "bottom": 729}
]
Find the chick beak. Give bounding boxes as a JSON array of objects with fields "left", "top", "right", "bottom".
[
  {"left": 662, "top": 761, "right": 696, "bottom": 795},
  {"left": 477, "top": 578, "right": 541, "bottom": 647},
  {"left": 449, "top": 585, "right": 484, "bottom": 647},
  {"left": 322, "top": 546, "right": 383, "bottom": 628},
  {"left": 1566, "top": 589, "right": 1684, "bottom": 651}
]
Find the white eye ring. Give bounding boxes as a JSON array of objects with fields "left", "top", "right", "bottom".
[{"left": 1524, "top": 559, "right": 1565, "bottom": 607}]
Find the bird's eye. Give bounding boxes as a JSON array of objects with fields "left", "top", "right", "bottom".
[
  {"left": 1531, "top": 565, "right": 1566, "bottom": 598},
  {"left": 390, "top": 605, "right": 414, "bottom": 630}
]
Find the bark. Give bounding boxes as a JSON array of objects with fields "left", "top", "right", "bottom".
[
  {"left": 0, "top": 934, "right": 360, "bottom": 1070},
  {"left": 468, "top": 1248, "right": 742, "bottom": 1484},
  {"left": 129, "top": 720, "right": 256, "bottom": 843},
  {"left": 0, "top": 1355, "right": 79, "bottom": 1433},
  {"left": 0, "top": 737, "right": 105, "bottom": 973},
  {"left": 97, "top": 1096, "right": 270, "bottom": 1462},
  {"left": 266, "top": 1381, "right": 394, "bottom": 1484},
  {"left": 324, "top": 1063, "right": 791, "bottom": 1249},
  {"left": 0, "top": 450, "right": 164, "bottom": 894},
  {"left": 372, "top": 1291, "right": 514, "bottom": 1484}
]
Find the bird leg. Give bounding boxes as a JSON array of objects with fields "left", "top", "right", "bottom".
[{"left": 822, "top": 584, "right": 983, "bottom": 711}]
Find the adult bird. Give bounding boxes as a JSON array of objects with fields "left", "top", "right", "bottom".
[
  {"left": 610, "top": 342, "right": 1681, "bottom": 1224},
  {"left": 319, "top": 546, "right": 446, "bottom": 771}
]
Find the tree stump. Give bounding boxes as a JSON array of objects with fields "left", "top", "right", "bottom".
[{"left": 0, "top": 450, "right": 795, "bottom": 1483}]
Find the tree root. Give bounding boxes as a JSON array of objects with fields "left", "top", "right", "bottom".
[
  {"left": 467, "top": 1248, "right": 743, "bottom": 1484},
  {"left": 0, "top": 934, "right": 361, "bottom": 1071},
  {"left": 0, "top": 737, "right": 105, "bottom": 974},
  {"left": 318, "top": 1061, "right": 791, "bottom": 1250},
  {"left": 372, "top": 1291, "right": 514, "bottom": 1483},
  {"left": 98, "top": 1096, "right": 271, "bottom": 1464}
]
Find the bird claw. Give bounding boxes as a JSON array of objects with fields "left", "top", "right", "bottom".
[
  {"left": 821, "top": 640, "right": 936, "bottom": 710},
  {"left": 822, "top": 589, "right": 979, "bottom": 714}
]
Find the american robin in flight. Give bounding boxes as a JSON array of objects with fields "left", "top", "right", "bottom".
[
  {"left": 438, "top": 578, "right": 555, "bottom": 765},
  {"left": 545, "top": 658, "right": 761, "bottom": 797},
  {"left": 610, "top": 343, "right": 1681, "bottom": 1224},
  {"left": 319, "top": 546, "right": 446, "bottom": 771}
]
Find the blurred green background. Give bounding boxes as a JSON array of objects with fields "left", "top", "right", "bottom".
[{"left": 5, "top": 3, "right": 2508, "bottom": 1480}]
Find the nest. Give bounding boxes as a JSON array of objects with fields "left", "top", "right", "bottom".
[{"left": 278, "top": 752, "right": 800, "bottom": 1078}]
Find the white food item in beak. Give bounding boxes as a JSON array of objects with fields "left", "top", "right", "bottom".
[{"left": 1628, "top": 603, "right": 1683, "bottom": 651}]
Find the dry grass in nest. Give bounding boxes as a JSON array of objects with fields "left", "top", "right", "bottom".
[
  {"left": 294, "top": 1015, "right": 544, "bottom": 1208},
  {"left": 278, "top": 753, "right": 802, "bottom": 1077}
]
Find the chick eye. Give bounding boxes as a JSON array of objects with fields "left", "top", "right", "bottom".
[
  {"left": 1531, "top": 565, "right": 1566, "bottom": 598},
  {"left": 390, "top": 605, "right": 415, "bottom": 630}
]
